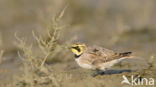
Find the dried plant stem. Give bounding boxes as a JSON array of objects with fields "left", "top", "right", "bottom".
[
  {"left": 0, "top": 50, "right": 4, "bottom": 64},
  {"left": 40, "top": 52, "right": 50, "bottom": 69},
  {"left": 14, "top": 5, "right": 68, "bottom": 87}
]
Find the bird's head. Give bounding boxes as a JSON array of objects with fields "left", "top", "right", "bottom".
[{"left": 71, "top": 44, "right": 87, "bottom": 57}]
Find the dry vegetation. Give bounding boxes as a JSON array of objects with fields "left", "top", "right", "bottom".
[
  {"left": 13, "top": 6, "right": 72, "bottom": 87},
  {"left": 0, "top": 0, "right": 156, "bottom": 87},
  {"left": 0, "top": 33, "right": 4, "bottom": 64}
]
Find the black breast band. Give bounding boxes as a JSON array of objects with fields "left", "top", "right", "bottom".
[{"left": 74, "top": 54, "right": 82, "bottom": 58}]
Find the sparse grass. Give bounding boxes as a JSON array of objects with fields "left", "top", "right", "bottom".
[
  {"left": 14, "top": 5, "right": 71, "bottom": 87},
  {"left": 0, "top": 32, "right": 3, "bottom": 64},
  {"left": 0, "top": 50, "right": 3, "bottom": 64},
  {"left": 0, "top": 0, "right": 156, "bottom": 87}
]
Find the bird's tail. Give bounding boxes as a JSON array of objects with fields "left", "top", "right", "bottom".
[
  {"left": 119, "top": 52, "right": 132, "bottom": 57},
  {"left": 113, "top": 52, "right": 134, "bottom": 61}
]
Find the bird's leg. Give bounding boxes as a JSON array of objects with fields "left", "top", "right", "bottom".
[
  {"left": 91, "top": 70, "right": 98, "bottom": 77},
  {"left": 96, "top": 69, "right": 105, "bottom": 75},
  {"left": 91, "top": 69, "right": 105, "bottom": 77}
]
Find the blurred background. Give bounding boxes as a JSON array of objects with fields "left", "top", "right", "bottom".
[{"left": 0, "top": 0, "right": 156, "bottom": 86}]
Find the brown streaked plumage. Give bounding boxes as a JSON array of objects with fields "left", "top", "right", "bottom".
[{"left": 71, "top": 44, "right": 133, "bottom": 71}]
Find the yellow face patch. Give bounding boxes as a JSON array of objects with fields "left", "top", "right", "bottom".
[{"left": 71, "top": 44, "right": 87, "bottom": 56}]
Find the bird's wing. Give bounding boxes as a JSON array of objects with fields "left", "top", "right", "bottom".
[
  {"left": 88, "top": 47, "right": 117, "bottom": 59},
  {"left": 87, "top": 47, "right": 123, "bottom": 65},
  {"left": 85, "top": 46, "right": 132, "bottom": 66}
]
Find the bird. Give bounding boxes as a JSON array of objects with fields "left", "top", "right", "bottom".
[{"left": 71, "top": 43, "right": 133, "bottom": 75}]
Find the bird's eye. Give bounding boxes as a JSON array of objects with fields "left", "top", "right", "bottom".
[{"left": 73, "top": 46, "right": 80, "bottom": 52}]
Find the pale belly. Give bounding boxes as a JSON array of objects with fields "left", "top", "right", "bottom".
[
  {"left": 98, "top": 58, "right": 126, "bottom": 71},
  {"left": 75, "top": 57, "right": 126, "bottom": 71},
  {"left": 75, "top": 58, "right": 93, "bottom": 69}
]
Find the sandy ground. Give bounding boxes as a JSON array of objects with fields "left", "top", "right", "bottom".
[
  {"left": 0, "top": 45, "right": 156, "bottom": 87},
  {"left": 0, "top": 0, "right": 156, "bottom": 87}
]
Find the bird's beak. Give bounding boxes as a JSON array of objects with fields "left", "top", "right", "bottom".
[{"left": 70, "top": 47, "right": 74, "bottom": 49}]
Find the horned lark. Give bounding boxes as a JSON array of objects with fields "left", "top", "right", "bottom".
[{"left": 71, "top": 44, "right": 133, "bottom": 75}]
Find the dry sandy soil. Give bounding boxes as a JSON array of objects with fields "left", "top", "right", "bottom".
[{"left": 0, "top": 0, "right": 156, "bottom": 87}]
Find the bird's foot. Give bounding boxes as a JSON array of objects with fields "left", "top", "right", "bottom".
[{"left": 91, "top": 70, "right": 105, "bottom": 77}]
